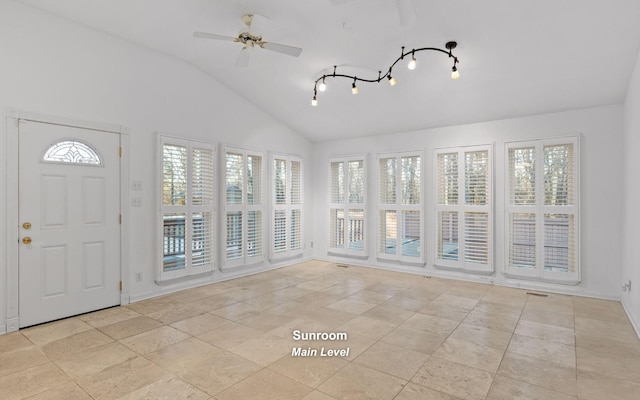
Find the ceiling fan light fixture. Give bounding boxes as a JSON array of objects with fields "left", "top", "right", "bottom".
[{"left": 193, "top": 13, "right": 302, "bottom": 67}]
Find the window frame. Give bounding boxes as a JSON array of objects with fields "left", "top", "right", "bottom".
[
  {"left": 504, "top": 136, "right": 580, "bottom": 283},
  {"left": 223, "top": 146, "right": 265, "bottom": 269},
  {"left": 376, "top": 151, "right": 424, "bottom": 265},
  {"left": 328, "top": 154, "right": 367, "bottom": 258},
  {"left": 157, "top": 134, "right": 216, "bottom": 282},
  {"left": 434, "top": 144, "right": 493, "bottom": 273},
  {"left": 269, "top": 153, "right": 303, "bottom": 261}
]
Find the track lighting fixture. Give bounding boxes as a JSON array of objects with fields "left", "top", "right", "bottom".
[
  {"left": 408, "top": 50, "right": 416, "bottom": 70},
  {"left": 451, "top": 65, "right": 460, "bottom": 80},
  {"left": 318, "top": 77, "right": 327, "bottom": 92},
  {"left": 311, "top": 41, "right": 459, "bottom": 106}
]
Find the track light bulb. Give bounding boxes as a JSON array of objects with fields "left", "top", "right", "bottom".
[
  {"left": 388, "top": 75, "right": 397, "bottom": 86},
  {"left": 408, "top": 56, "right": 416, "bottom": 70},
  {"left": 318, "top": 78, "right": 327, "bottom": 92},
  {"left": 451, "top": 66, "right": 460, "bottom": 80},
  {"left": 311, "top": 96, "right": 318, "bottom": 106}
]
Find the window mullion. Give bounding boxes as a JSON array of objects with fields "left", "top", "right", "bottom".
[
  {"left": 184, "top": 144, "right": 194, "bottom": 274},
  {"left": 457, "top": 149, "right": 466, "bottom": 263},
  {"left": 395, "top": 156, "right": 402, "bottom": 254},
  {"left": 535, "top": 142, "right": 545, "bottom": 277}
]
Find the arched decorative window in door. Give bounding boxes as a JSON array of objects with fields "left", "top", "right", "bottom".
[{"left": 42, "top": 139, "right": 103, "bottom": 166}]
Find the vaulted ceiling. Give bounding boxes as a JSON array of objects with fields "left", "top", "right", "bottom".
[{"left": 18, "top": 0, "right": 640, "bottom": 142}]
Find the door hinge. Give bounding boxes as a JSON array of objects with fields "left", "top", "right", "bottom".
[
  {"left": 119, "top": 147, "right": 122, "bottom": 157},
  {"left": 119, "top": 281, "right": 123, "bottom": 291}
]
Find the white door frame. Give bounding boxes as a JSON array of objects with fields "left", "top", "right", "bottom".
[{"left": 5, "top": 110, "right": 130, "bottom": 332}]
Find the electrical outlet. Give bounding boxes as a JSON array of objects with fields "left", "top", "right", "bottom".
[
  {"left": 622, "top": 280, "right": 632, "bottom": 292},
  {"left": 135, "top": 272, "right": 142, "bottom": 282},
  {"left": 131, "top": 181, "right": 143, "bottom": 190},
  {"left": 131, "top": 197, "right": 142, "bottom": 207}
]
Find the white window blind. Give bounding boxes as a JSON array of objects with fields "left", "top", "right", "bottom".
[
  {"left": 328, "top": 156, "right": 367, "bottom": 256},
  {"left": 505, "top": 137, "right": 579, "bottom": 283},
  {"left": 270, "top": 154, "right": 303, "bottom": 260},
  {"left": 223, "top": 147, "right": 264, "bottom": 269},
  {"left": 435, "top": 145, "right": 493, "bottom": 272},
  {"left": 159, "top": 135, "right": 215, "bottom": 281},
  {"left": 377, "top": 152, "right": 423, "bottom": 264}
]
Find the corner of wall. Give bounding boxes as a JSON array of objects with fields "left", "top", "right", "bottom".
[{"left": 621, "top": 45, "right": 640, "bottom": 339}]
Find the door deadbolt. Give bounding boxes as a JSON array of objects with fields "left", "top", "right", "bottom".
[
  {"left": 22, "top": 222, "right": 32, "bottom": 230},
  {"left": 22, "top": 236, "right": 32, "bottom": 245}
]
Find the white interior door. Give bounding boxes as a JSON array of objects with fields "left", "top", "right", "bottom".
[{"left": 18, "top": 120, "right": 121, "bottom": 327}]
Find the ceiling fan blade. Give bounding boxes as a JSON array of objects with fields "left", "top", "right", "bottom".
[
  {"left": 246, "top": 13, "right": 268, "bottom": 34},
  {"left": 396, "top": 0, "right": 417, "bottom": 26},
  {"left": 193, "top": 31, "right": 236, "bottom": 41},
  {"left": 235, "top": 47, "right": 251, "bottom": 67},
  {"left": 261, "top": 41, "right": 302, "bottom": 57}
]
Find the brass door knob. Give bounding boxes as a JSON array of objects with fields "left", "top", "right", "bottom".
[
  {"left": 23, "top": 222, "right": 32, "bottom": 230},
  {"left": 22, "top": 237, "right": 32, "bottom": 245}
]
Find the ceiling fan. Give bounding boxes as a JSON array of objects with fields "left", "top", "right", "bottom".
[
  {"left": 330, "top": 0, "right": 417, "bottom": 27},
  {"left": 193, "top": 14, "right": 303, "bottom": 67}
]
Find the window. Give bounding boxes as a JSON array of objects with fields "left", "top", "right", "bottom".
[
  {"left": 377, "top": 152, "right": 423, "bottom": 264},
  {"left": 270, "top": 154, "right": 303, "bottom": 260},
  {"left": 43, "top": 140, "right": 102, "bottom": 165},
  {"left": 224, "top": 147, "right": 264, "bottom": 269},
  {"left": 505, "top": 137, "right": 579, "bottom": 282},
  {"left": 159, "top": 136, "right": 215, "bottom": 281},
  {"left": 328, "top": 156, "right": 367, "bottom": 257},
  {"left": 435, "top": 145, "right": 493, "bottom": 272}
]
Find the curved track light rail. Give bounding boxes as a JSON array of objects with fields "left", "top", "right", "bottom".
[{"left": 312, "top": 41, "right": 459, "bottom": 106}]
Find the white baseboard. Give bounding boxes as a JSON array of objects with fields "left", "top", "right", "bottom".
[
  {"left": 0, "top": 317, "right": 20, "bottom": 335},
  {"left": 622, "top": 298, "right": 640, "bottom": 340},
  {"left": 314, "top": 255, "right": 621, "bottom": 301},
  {"left": 6, "top": 317, "right": 19, "bottom": 333},
  {"left": 129, "top": 257, "right": 313, "bottom": 304}
]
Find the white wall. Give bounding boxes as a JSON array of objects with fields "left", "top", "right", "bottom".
[
  {"left": 312, "top": 105, "right": 625, "bottom": 299},
  {"left": 0, "top": 1, "right": 313, "bottom": 332},
  {"left": 623, "top": 48, "right": 640, "bottom": 334}
]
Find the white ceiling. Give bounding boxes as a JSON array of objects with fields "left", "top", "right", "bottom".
[{"left": 17, "top": 0, "right": 640, "bottom": 142}]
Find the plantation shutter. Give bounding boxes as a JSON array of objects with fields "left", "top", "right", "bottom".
[
  {"left": 435, "top": 145, "right": 492, "bottom": 272},
  {"left": 505, "top": 138, "right": 579, "bottom": 283},
  {"left": 247, "top": 154, "right": 263, "bottom": 262},
  {"left": 159, "top": 136, "right": 215, "bottom": 281},
  {"left": 377, "top": 152, "right": 423, "bottom": 264},
  {"left": 290, "top": 160, "right": 302, "bottom": 251},
  {"left": 329, "top": 161, "right": 345, "bottom": 249},
  {"left": 223, "top": 148, "right": 264, "bottom": 269},
  {"left": 191, "top": 146, "right": 214, "bottom": 269},
  {"left": 328, "top": 157, "right": 367, "bottom": 256},
  {"left": 271, "top": 154, "right": 303, "bottom": 260}
]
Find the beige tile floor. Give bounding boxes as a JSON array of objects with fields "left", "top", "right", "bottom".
[{"left": 2, "top": 260, "right": 640, "bottom": 400}]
